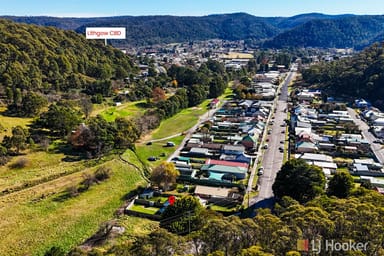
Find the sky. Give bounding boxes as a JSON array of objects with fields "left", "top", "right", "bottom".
[{"left": 1, "top": 0, "right": 384, "bottom": 18}]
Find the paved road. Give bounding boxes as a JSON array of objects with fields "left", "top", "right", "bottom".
[
  {"left": 249, "top": 68, "right": 296, "bottom": 207},
  {"left": 347, "top": 107, "right": 384, "bottom": 164}
]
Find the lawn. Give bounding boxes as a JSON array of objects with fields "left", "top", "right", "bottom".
[
  {"left": 96, "top": 100, "right": 149, "bottom": 122},
  {"left": 0, "top": 150, "right": 91, "bottom": 194},
  {"left": 130, "top": 204, "right": 161, "bottom": 215},
  {"left": 135, "top": 136, "right": 184, "bottom": 169},
  {"left": 151, "top": 104, "right": 210, "bottom": 140},
  {"left": 209, "top": 204, "right": 239, "bottom": 212},
  {"left": 149, "top": 87, "right": 233, "bottom": 141},
  {"left": 0, "top": 107, "right": 33, "bottom": 140},
  {"left": 0, "top": 159, "right": 146, "bottom": 255}
]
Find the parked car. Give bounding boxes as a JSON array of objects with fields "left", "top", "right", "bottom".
[
  {"left": 166, "top": 141, "right": 175, "bottom": 147},
  {"left": 147, "top": 156, "right": 157, "bottom": 161},
  {"left": 257, "top": 167, "right": 264, "bottom": 176},
  {"left": 263, "top": 144, "right": 268, "bottom": 149}
]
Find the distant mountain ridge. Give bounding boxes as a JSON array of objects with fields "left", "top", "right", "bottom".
[{"left": 2, "top": 13, "right": 384, "bottom": 48}]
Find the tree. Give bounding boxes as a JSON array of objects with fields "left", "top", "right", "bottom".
[
  {"left": 114, "top": 117, "right": 140, "bottom": 149},
  {"left": 272, "top": 159, "right": 326, "bottom": 203},
  {"left": 129, "top": 228, "right": 183, "bottom": 256},
  {"left": 162, "top": 195, "right": 204, "bottom": 234},
  {"left": 79, "top": 96, "right": 93, "bottom": 119},
  {"left": 36, "top": 103, "right": 82, "bottom": 136},
  {"left": 44, "top": 246, "right": 65, "bottom": 256},
  {"left": 200, "top": 218, "right": 240, "bottom": 256},
  {"left": 0, "top": 145, "right": 9, "bottom": 165},
  {"left": 252, "top": 209, "right": 295, "bottom": 254},
  {"left": 208, "top": 76, "right": 226, "bottom": 98},
  {"left": 188, "top": 84, "right": 207, "bottom": 107},
  {"left": 150, "top": 162, "right": 179, "bottom": 191},
  {"left": 240, "top": 76, "right": 251, "bottom": 86},
  {"left": 3, "top": 126, "right": 30, "bottom": 154},
  {"left": 152, "top": 87, "right": 166, "bottom": 103},
  {"left": 20, "top": 92, "right": 48, "bottom": 117},
  {"left": 239, "top": 246, "right": 273, "bottom": 256},
  {"left": 86, "top": 116, "right": 116, "bottom": 157},
  {"left": 327, "top": 170, "right": 354, "bottom": 198}
]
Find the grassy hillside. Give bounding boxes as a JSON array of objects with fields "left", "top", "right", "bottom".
[
  {"left": 0, "top": 107, "right": 32, "bottom": 140},
  {"left": 0, "top": 158, "right": 147, "bottom": 255}
]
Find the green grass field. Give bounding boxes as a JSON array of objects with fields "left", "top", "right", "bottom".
[
  {"left": 0, "top": 151, "right": 88, "bottom": 193},
  {"left": 0, "top": 107, "right": 33, "bottom": 140},
  {"left": 0, "top": 159, "right": 146, "bottom": 255},
  {"left": 130, "top": 204, "right": 160, "bottom": 215},
  {"left": 151, "top": 104, "right": 209, "bottom": 140},
  {"left": 98, "top": 100, "right": 148, "bottom": 122},
  {"left": 149, "top": 87, "right": 233, "bottom": 141},
  {"left": 135, "top": 136, "right": 184, "bottom": 169}
]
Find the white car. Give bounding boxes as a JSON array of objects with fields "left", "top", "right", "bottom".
[{"left": 257, "top": 167, "right": 264, "bottom": 176}]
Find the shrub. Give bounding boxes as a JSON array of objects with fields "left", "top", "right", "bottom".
[
  {"left": 95, "top": 166, "right": 111, "bottom": 182},
  {"left": 66, "top": 185, "right": 79, "bottom": 198},
  {"left": 9, "top": 157, "right": 29, "bottom": 169}
]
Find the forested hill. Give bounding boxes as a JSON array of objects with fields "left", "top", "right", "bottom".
[
  {"left": 5, "top": 12, "right": 383, "bottom": 48},
  {"left": 264, "top": 15, "right": 384, "bottom": 49},
  {"left": 76, "top": 13, "right": 281, "bottom": 46},
  {"left": 302, "top": 42, "right": 384, "bottom": 109},
  {"left": 0, "top": 19, "right": 135, "bottom": 94}
]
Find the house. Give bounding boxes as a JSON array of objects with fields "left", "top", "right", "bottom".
[
  {"left": 318, "top": 143, "right": 336, "bottom": 151},
  {"left": 373, "top": 118, "right": 384, "bottom": 126},
  {"left": 372, "top": 126, "right": 384, "bottom": 138},
  {"left": 222, "top": 145, "right": 245, "bottom": 155},
  {"left": 309, "top": 161, "right": 337, "bottom": 176},
  {"left": 297, "top": 91, "right": 315, "bottom": 102},
  {"left": 295, "top": 153, "right": 337, "bottom": 176},
  {"left": 201, "top": 164, "right": 247, "bottom": 180},
  {"left": 194, "top": 185, "right": 230, "bottom": 198},
  {"left": 360, "top": 176, "right": 384, "bottom": 187},
  {"left": 354, "top": 164, "right": 369, "bottom": 172},
  {"left": 241, "top": 134, "right": 258, "bottom": 149},
  {"left": 295, "top": 153, "right": 333, "bottom": 163},
  {"left": 295, "top": 141, "right": 318, "bottom": 153},
  {"left": 205, "top": 159, "right": 249, "bottom": 169},
  {"left": 210, "top": 98, "right": 220, "bottom": 109},
  {"left": 139, "top": 188, "right": 154, "bottom": 199},
  {"left": 173, "top": 156, "right": 191, "bottom": 165},
  {"left": 194, "top": 185, "right": 237, "bottom": 203},
  {"left": 220, "top": 154, "right": 251, "bottom": 164},
  {"left": 187, "top": 147, "right": 211, "bottom": 157},
  {"left": 355, "top": 99, "right": 370, "bottom": 109}
]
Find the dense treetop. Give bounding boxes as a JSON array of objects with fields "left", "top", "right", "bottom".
[
  {"left": 302, "top": 42, "right": 384, "bottom": 109},
  {"left": 4, "top": 13, "right": 384, "bottom": 48},
  {"left": 0, "top": 19, "right": 136, "bottom": 94},
  {"left": 264, "top": 15, "right": 384, "bottom": 49}
]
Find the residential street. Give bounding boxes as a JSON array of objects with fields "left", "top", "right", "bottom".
[
  {"left": 347, "top": 108, "right": 384, "bottom": 164},
  {"left": 249, "top": 68, "right": 296, "bottom": 208}
]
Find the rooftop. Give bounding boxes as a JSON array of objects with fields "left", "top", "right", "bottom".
[{"left": 194, "top": 185, "right": 230, "bottom": 198}]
